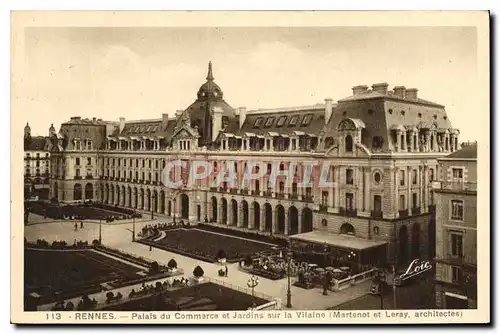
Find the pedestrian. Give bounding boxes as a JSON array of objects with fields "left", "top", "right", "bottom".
[
  {"left": 225, "top": 265, "right": 228, "bottom": 277},
  {"left": 80, "top": 221, "right": 84, "bottom": 229},
  {"left": 149, "top": 245, "right": 152, "bottom": 252},
  {"left": 74, "top": 222, "right": 78, "bottom": 231}
]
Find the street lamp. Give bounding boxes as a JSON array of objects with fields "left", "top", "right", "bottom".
[
  {"left": 247, "top": 275, "right": 259, "bottom": 304},
  {"left": 173, "top": 198, "right": 177, "bottom": 223},
  {"left": 151, "top": 194, "right": 156, "bottom": 220},
  {"left": 132, "top": 209, "right": 136, "bottom": 242},
  {"left": 323, "top": 243, "right": 329, "bottom": 296},
  {"left": 286, "top": 244, "right": 293, "bottom": 308},
  {"left": 98, "top": 218, "right": 102, "bottom": 245}
]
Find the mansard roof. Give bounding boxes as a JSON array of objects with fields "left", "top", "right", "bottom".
[{"left": 24, "top": 136, "right": 49, "bottom": 151}]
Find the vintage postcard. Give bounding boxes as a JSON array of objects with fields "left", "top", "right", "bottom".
[{"left": 11, "top": 11, "right": 490, "bottom": 324}]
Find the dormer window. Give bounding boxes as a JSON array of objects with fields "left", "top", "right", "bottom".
[
  {"left": 86, "top": 140, "right": 92, "bottom": 150},
  {"left": 276, "top": 116, "right": 287, "bottom": 127},
  {"left": 288, "top": 116, "right": 299, "bottom": 127},
  {"left": 253, "top": 118, "right": 264, "bottom": 128},
  {"left": 301, "top": 114, "right": 313, "bottom": 126},
  {"left": 345, "top": 135, "right": 353, "bottom": 152},
  {"left": 264, "top": 117, "right": 275, "bottom": 128}
]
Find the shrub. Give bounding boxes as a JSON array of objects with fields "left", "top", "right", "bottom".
[
  {"left": 216, "top": 249, "right": 227, "bottom": 260},
  {"left": 65, "top": 301, "right": 74, "bottom": 311},
  {"left": 244, "top": 255, "right": 253, "bottom": 266},
  {"left": 92, "top": 239, "right": 100, "bottom": 246},
  {"left": 150, "top": 261, "right": 160, "bottom": 274},
  {"left": 167, "top": 259, "right": 177, "bottom": 269},
  {"left": 193, "top": 265, "right": 204, "bottom": 278},
  {"left": 105, "top": 291, "right": 114, "bottom": 302}
]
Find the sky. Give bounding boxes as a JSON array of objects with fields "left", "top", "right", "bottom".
[{"left": 20, "top": 26, "right": 478, "bottom": 141}]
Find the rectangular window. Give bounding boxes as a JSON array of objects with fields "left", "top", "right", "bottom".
[
  {"left": 346, "top": 193, "right": 354, "bottom": 210},
  {"left": 264, "top": 117, "right": 275, "bottom": 128},
  {"left": 75, "top": 158, "right": 80, "bottom": 165},
  {"left": 288, "top": 116, "right": 299, "bottom": 126},
  {"left": 279, "top": 182, "right": 285, "bottom": 194},
  {"left": 276, "top": 116, "right": 287, "bottom": 127},
  {"left": 373, "top": 195, "right": 382, "bottom": 212},
  {"left": 87, "top": 157, "right": 92, "bottom": 165},
  {"left": 451, "top": 233, "right": 464, "bottom": 257},
  {"left": 400, "top": 170, "right": 405, "bottom": 186},
  {"left": 451, "top": 200, "right": 464, "bottom": 220},
  {"left": 452, "top": 168, "right": 464, "bottom": 179},
  {"left": 301, "top": 114, "right": 313, "bottom": 126},
  {"left": 306, "top": 187, "right": 312, "bottom": 198},
  {"left": 399, "top": 194, "right": 405, "bottom": 210},
  {"left": 452, "top": 266, "right": 463, "bottom": 284},
  {"left": 346, "top": 169, "right": 354, "bottom": 185},
  {"left": 412, "top": 170, "right": 417, "bottom": 184},
  {"left": 253, "top": 118, "right": 264, "bottom": 128},
  {"left": 321, "top": 191, "right": 329, "bottom": 206},
  {"left": 149, "top": 160, "right": 152, "bottom": 168},
  {"left": 75, "top": 169, "right": 80, "bottom": 177}
]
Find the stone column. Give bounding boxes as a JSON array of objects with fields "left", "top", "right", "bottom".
[
  {"left": 364, "top": 168, "right": 371, "bottom": 212},
  {"left": 407, "top": 167, "right": 411, "bottom": 213},
  {"left": 334, "top": 167, "right": 340, "bottom": 208},
  {"left": 249, "top": 203, "right": 255, "bottom": 229},
  {"left": 357, "top": 167, "right": 363, "bottom": 211},
  {"left": 217, "top": 202, "right": 224, "bottom": 224},
  {"left": 297, "top": 210, "right": 302, "bottom": 234},
  {"left": 272, "top": 208, "right": 278, "bottom": 234},
  {"left": 396, "top": 130, "right": 402, "bottom": 151},
  {"left": 394, "top": 168, "right": 399, "bottom": 216},
  {"left": 237, "top": 204, "right": 244, "bottom": 228},
  {"left": 228, "top": 203, "right": 234, "bottom": 225},
  {"left": 423, "top": 166, "right": 429, "bottom": 213},
  {"left": 260, "top": 208, "right": 266, "bottom": 232}
]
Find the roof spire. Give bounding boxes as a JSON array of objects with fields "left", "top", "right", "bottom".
[{"left": 206, "top": 61, "right": 214, "bottom": 81}]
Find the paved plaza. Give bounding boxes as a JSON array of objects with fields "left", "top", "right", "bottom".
[{"left": 26, "top": 218, "right": 372, "bottom": 310}]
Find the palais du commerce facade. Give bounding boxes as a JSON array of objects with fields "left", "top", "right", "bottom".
[{"left": 47, "top": 62, "right": 460, "bottom": 269}]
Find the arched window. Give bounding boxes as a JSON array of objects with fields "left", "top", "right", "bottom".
[
  {"left": 345, "top": 135, "right": 353, "bottom": 152},
  {"left": 340, "top": 223, "right": 355, "bottom": 235}
]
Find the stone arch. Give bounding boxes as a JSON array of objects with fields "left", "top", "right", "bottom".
[
  {"left": 221, "top": 198, "right": 228, "bottom": 224},
  {"left": 340, "top": 223, "right": 355, "bottom": 235},
  {"left": 264, "top": 203, "right": 272, "bottom": 232},
  {"left": 85, "top": 183, "right": 94, "bottom": 200},
  {"left": 116, "top": 185, "right": 120, "bottom": 205},
  {"left": 152, "top": 190, "right": 158, "bottom": 213},
  {"left": 100, "top": 185, "right": 105, "bottom": 202},
  {"left": 399, "top": 225, "right": 409, "bottom": 265},
  {"left": 180, "top": 193, "right": 189, "bottom": 219},
  {"left": 301, "top": 207, "right": 313, "bottom": 233},
  {"left": 411, "top": 223, "right": 420, "bottom": 258},
  {"left": 121, "top": 185, "right": 126, "bottom": 206},
  {"left": 110, "top": 185, "right": 114, "bottom": 204},
  {"left": 231, "top": 199, "right": 238, "bottom": 225},
  {"left": 73, "top": 183, "right": 82, "bottom": 201},
  {"left": 288, "top": 206, "right": 299, "bottom": 235},
  {"left": 139, "top": 188, "right": 144, "bottom": 210},
  {"left": 211, "top": 196, "right": 218, "bottom": 222},
  {"left": 241, "top": 200, "right": 249, "bottom": 228},
  {"left": 159, "top": 190, "right": 165, "bottom": 213},
  {"left": 133, "top": 187, "right": 138, "bottom": 209},
  {"left": 275, "top": 205, "right": 285, "bottom": 234},
  {"left": 253, "top": 201, "right": 261, "bottom": 230},
  {"left": 168, "top": 200, "right": 172, "bottom": 216}
]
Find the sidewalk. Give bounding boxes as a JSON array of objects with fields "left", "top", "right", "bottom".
[{"left": 25, "top": 223, "right": 373, "bottom": 310}]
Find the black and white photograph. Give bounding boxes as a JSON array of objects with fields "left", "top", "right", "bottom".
[{"left": 10, "top": 11, "right": 490, "bottom": 324}]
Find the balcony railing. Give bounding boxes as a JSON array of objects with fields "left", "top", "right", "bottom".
[
  {"left": 371, "top": 210, "right": 383, "bottom": 219},
  {"left": 277, "top": 192, "right": 285, "bottom": 199},
  {"left": 339, "top": 207, "right": 357, "bottom": 217},
  {"left": 210, "top": 187, "right": 218, "bottom": 192},
  {"left": 289, "top": 193, "right": 298, "bottom": 200},
  {"left": 85, "top": 175, "right": 93, "bottom": 179},
  {"left": 265, "top": 190, "right": 272, "bottom": 197},
  {"left": 229, "top": 189, "right": 238, "bottom": 194},
  {"left": 252, "top": 190, "right": 260, "bottom": 196},
  {"left": 318, "top": 204, "right": 328, "bottom": 212},
  {"left": 398, "top": 209, "right": 409, "bottom": 217},
  {"left": 74, "top": 176, "right": 82, "bottom": 180},
  {"left": 432, "top": 181, "right": 477, "bottom": 192},
  {"left": 303, "top": 195, "right": 314, "bottom": 203},
  {"left": 411, "top": 207, "right": 421, "bottom": 215},
  {"left": 242, "top": 189, "right": 250, "bottom": 195}
]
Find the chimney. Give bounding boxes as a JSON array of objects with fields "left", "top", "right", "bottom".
[
  {"left": 238, "top": 107, "right": 247, "bottom": 129},
  {"left": 324, "top": 98, "right": 333, "bottom": 124},
  {"left": 119, "top": 117, "right": 126, "bottom": 133},
  {"left": 175, "top": 109, "right": 184, "bottom": 118},
  {"left": 92, "top": 117, "right": 97, "bottom": 122},
  {"left": 352, "top": 85, "right": 369, "bottom": 95},
  {"left": 162, "top": 113, "right": 169, "bottom": 123},
  {"left": 372, "top": 82, "right": 389, "bottom": 95},
  {"left": 406, "top": 88, "right": 418, "bottom": 101},
  {"left": 393, "top": 86, "right": 406, "bottom": 98}
]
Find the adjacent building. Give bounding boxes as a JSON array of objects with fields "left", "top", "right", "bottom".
[
  {"left": 24, "top": 123, "right": 52, "bottom": 199},
  {"left": 46, "top": 62, "right": 461, "bottom": 268},
  {"left": 434, "top": 142, "right": 477, "bottom": 309}
]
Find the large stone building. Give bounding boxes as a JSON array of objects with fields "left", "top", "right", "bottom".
[
  {"left": 48, "top": 62, "right": 461, "bottom": 268},
  {"left": 23, "top": 123, "right": 52, "bottom": 199},
  {"left": 434, "top": 142, "right": 477, "bottom": 309}
]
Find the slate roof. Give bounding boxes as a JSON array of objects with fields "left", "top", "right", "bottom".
[
  {"left": 444, "top": 143, "right": 477, "bottom": 159},
  {"left": 24, "top": 136, "right": 49, "bottom": 151},
  {"left": 338, "top": 90, "right": 444, "bottom": 108}
]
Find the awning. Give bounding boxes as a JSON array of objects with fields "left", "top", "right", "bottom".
[
  {"left": 267, "top": 132, "right": 279, "bottom": 137},
  {"left": 223, "top": 133, "right": 235, "bottom": 138},
  {"left": 244, "top": 132, "right": 256, "bottom": 137},
  {"left": 107, "top": 137, "right": 117, "bottom": 141},
  {"left": 290, "top": 231, "right": 387, "bottom": 250},
  {"left": 292, "top": 131, "right": 305, "bottom": 136}
]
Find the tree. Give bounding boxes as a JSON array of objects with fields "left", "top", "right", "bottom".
[
  {"left": 217, "top": 249, "right": 227, "bottom": 260},
  {"left": 150, "top": 261, "right": 160, "bottom": 273},
  {"left": 244, "top": 255, "right": 253, "bottom": 266},
  {"left": 193, "top": 265, "right": 204, "bottom": 278},
  {"left": 167, "top": 258, "right": 177, "bottom": 270},
  {"left": 106, "top": 291, "right": 114, "bottom": 302}
]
